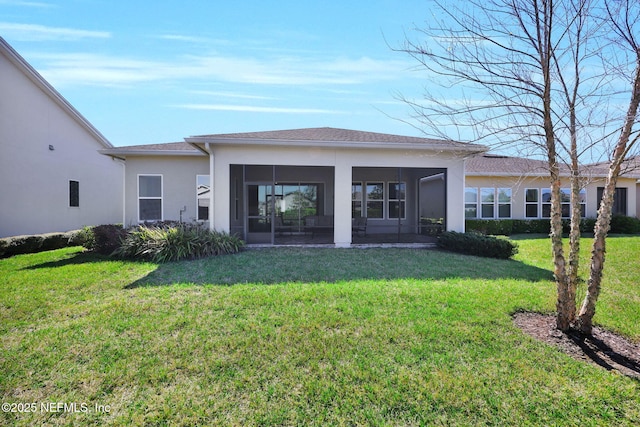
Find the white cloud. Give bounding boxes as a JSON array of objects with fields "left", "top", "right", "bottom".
[
  {"left": 0, "top": 0, "right": 53, "bottom": 7},
  {"left": 188, "top": 91, "right": 277, "bottom": 100},
  {"left": 32, "top": 50, "right": 414, "bottom": 88},
  {"left": 176, "top": 104, "right": 344, "bottom": 114},
  {"left": 32, "top": 53, "right": 161, "bottom": 87},
  {"left": 0, "top": 22, "right": 110, "bottom": 41},
  {"left": 156, "top": 34, "right": 231, "bottom": 45}
]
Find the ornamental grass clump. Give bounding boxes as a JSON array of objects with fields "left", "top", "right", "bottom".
[{"left": 114, "top": 223, "right": 244, "bottom": 262}]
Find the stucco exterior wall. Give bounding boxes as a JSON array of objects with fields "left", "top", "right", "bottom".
[
  {"left": 211, "top": 144, "right": 468, "bottom": 240},
  {"left": 465, "top": 175, "right": 638, "bottom": 219},
  {"left": 120, "top": 143, "right": 467, "bottom": 246},
  {"left": 0, "top": 46, "right": 123, "bottom": 238},
  {"left": 122, "top": 156, "right": 209, "bottom": 226}
]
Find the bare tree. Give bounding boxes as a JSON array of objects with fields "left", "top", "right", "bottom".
[
  {"left": 576, "top": 0, "right": 640, "bottom": 333},
  {"left": 399, "top": 0, "right": 640, "bottom": 333}
]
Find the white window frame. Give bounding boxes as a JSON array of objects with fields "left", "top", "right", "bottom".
[
  {"left": 465, "top": 187, "right": 478, "bottom": 218},
  {"left": 352, "top": 182, "right": 363, "bottom": 218},
  {"left": 540, "top": 187, "right": 586, "bottom": 219},
  {"left": 364, "top": 181, "right": 385, "bottom": 219},
  {"left": 480, "top": 188, "right": 495, "bottom": 218},
  {"left": 497, "top": 188, "right": 512, "bottom": 219},
  {"left": 525, "top": 188, "right": 539, "bottom": 218},
  {"left": 388, "top": 181, "right": 407, "bottom": 220},
  {"left": 138, "top": 174, "right": 163, "bottom": 222},
  {"left": 196, "top": 174, "right": 210, "bottom": 221}
]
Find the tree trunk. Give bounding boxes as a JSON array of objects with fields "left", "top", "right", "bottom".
[
  {"left": 576, "top": 52, "right": 640, "bottom": 334},
  {"left": 551, "top": 176, "right": 571, "bottom": 331},
  {"left": 567, "top": 171, "right": 582, "bottom": 325},
  {"left": 575, "top": 174, "right": 616, "bottom": 334}
]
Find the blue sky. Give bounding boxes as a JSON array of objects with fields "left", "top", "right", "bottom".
[{"left": 1, "top": 0, "right": 437, "bottom": 146}]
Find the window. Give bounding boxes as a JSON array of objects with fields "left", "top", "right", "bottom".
[
  {"left": 465, "top": 187, "right": 478, "bottom": 218},
  {"left": 352, "top": 182, "right": 363, "bottom": 218},
  {"left": 366, "top": 182, "right": 384, "bottom": 219},
  {"left": 69, "top": 180, "right": 79, "bottom": 207},
  {"left": 576, "top": 189, "right": 587, "bottom": 217},
  {"left": 560, "top": 188, "right": 571, "bottom": 217},
  {"left": 597, "top": 187, "right": 627, "bottom": 216},
  {"left": 466, "top": 188, "right": 512, "bottom": 219},
  {"left": 497, "top": 188, "right": 512, "bottom": 218},
  {"left": 197, "top": 175, "right": 210, "bottom": 221},
  {"left": 388, "top": 182, "right": 406, "bottom": 219},
  {"left": 525, "top": 188, "right": 538, "bottom": 218},
  {"left": 138, "top": 175, "right": 162, "bottom": 222},
  {"left": 541, "top": 188, "right": 585, "bottom": 218},
  {"left": 480, "top": 188, "right": 495, "bottom": 218},
  {"left": 541, "top": 188, "right": 552, "bottom": 218}
]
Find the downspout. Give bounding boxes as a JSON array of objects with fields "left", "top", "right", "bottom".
[
  {"left": 110, "top": 156, "right": 126, "bottom": 228},
  {"left": 204, "top": 143, "right": 215, "bottom": 231},
  {"left": 120, "top": 158, "right": 125, "bottom": 227}
]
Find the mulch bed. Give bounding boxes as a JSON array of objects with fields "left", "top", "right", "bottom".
[{"left": 513, "top": 312, "right": 640, "bottom": 380}]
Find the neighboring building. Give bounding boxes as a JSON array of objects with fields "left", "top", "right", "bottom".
[
  {"left": 101, "top": 127, "right": 487, "bottom": 246},
  {"left": 465, "top": 154, "right": 640, "bottom": 221},
  {"left": 0, "top": 38, "right": 123, "bottom": 238}
]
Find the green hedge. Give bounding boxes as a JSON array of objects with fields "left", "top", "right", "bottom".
[
  {"left": 437, "top": 231, "right": 518, "bottom": 259},
  {"left": 466, "top": 216, "right": 639, "bottom": 236},
  {"left": 0, "top": 230, "right": 86, "bottom": 258}
]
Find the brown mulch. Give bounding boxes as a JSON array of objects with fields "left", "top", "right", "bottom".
[{"left": 513, "top": 312, "right": 640, "bottom": 380}]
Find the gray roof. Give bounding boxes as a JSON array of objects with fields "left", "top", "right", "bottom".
[
  {"left": 107, "top": 142, "right": 196, "bottom": 152},
  {"left": 102, "top": 127, "right": 487, "bottom": 157},
  {"left": 193, "top": 127, "right": 468, "bottom": 145},
  {"left": 467, "top": 154, "right": 640, "bottom": 179},
  {"left": 100, "top": 141, "right": 202, "bottom": 157},
  {"left": 466, "top": 154, "right": 551, "bottom": 176},
  {"left": 188, "top": 127, "right": 485, "bottom": 152}
]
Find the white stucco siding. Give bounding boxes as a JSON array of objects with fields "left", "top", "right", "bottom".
[
  {"left": 211, "top": 144, "right": 468, "bottom": 235},
  {"left": 123, "top": 156, "right": 209, "bottom": 226},
  {"left": 0, "top": 47, "right": 123, "bottom": 238}
]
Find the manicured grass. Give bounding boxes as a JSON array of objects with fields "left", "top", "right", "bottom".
[{"left": 1, "top": 240, "right": 639, "bottom": 426}]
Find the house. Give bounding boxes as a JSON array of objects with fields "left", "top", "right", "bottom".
[
  {"left": 101, "top": 128, "right": 487, "bottom": 246},
  {"left": 0, "top": 38, "right": 123, "bottom": 238},
  {"left": 464, "top": 154, "right": 640, "bottom": 221}
]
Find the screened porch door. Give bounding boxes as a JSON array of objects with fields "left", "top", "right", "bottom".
[{"left": 246, "top": 184, "right": 273, "bottom": 244}]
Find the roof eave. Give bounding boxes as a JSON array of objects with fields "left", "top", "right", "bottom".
[
  {"left": 185, "top": 136, "right": 487, "bottom": 153},
  {"left": 99, "top": 149, "right": 204, "bottom": 157}
]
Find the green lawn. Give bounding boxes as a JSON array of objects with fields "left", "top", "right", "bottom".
[{"left": 1, "top": 238, "right": 639, "bottom": 426}]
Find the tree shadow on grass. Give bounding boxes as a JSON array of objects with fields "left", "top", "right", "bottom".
[
  {"left": 514, "top": 312, "right": 640, "bottom": 381},
  {"left": 20, "top": 249, "right": 148, "bottom": 270},
  {"left": 125, "top": 247, "right": 554, "bottom": 289}
]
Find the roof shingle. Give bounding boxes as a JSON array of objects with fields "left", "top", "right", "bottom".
[{"left": 191, "top": 127, "right": 476, "bottom": 148}]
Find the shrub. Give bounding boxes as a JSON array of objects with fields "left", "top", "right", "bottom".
[
  {"left": 0, "top": 231, "right": 80, "bottom": 258},
  {"left": 92, "top": 224, "right": 127, "bottom": 255},
  {"left": 438, "top": 231, "right": 518, "bottom": 259},
  {"left": 73, "top": 226, "right": 96, "bottom": 250},
  {"left": 465, "top": 218, "right": 623, "bottom": 236},
  {"left": 465, "top": 219, "right": 513, "bottom": 235},
  {"left": 114, "top": 223, "right": 244, "bottom": 262},
  {"left": 1, "top": 235, "right": 44, "bottom": 258},
  {"left": 0, "top": 239, "right": 7, "bottom": 258},
  {"left": 609, "top": 215, "right": 640, "bottom": 234},
  {"left": 39, "top": 233, "right": 70, "bottom": 251}
]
